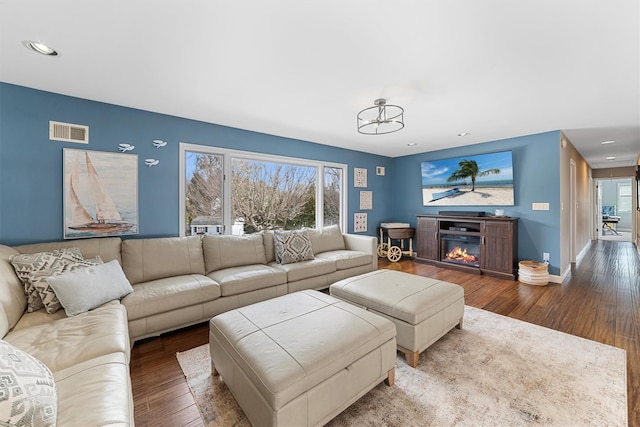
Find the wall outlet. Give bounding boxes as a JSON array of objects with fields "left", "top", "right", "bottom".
[{"left": 543, "top": 252, "right": 550, "bottom": 262}]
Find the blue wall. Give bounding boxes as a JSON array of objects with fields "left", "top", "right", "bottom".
[
  {"left": 391, "top": 132, "right": 562, "bottom": 274},
  {"left": 0, "top": 83, "right": 393, "bottom": 244},
  {"left": 0, "top": 83, "right": 562, "bottom": 274}
]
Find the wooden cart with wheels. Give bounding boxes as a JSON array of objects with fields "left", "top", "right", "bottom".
[{"left": 377, "top": 226, "right": 415, "bottom": 262}]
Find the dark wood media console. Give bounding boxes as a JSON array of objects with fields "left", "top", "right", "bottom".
[{"left": 416, "top": 214, "right": 518, "bottom": 280}]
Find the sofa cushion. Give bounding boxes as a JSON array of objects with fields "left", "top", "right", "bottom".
[
  {"left": 262, "top": 231, "right": 276, "bottom": 263},
  {"left": 315, "top": 250, "right": 373, "bottom": 270},
  {"left": 121, "top": 236, "right": 205, "bottom": 285},
  {"left": 122, "top": 274, "right": 220, "bottom": 321},
  {"left": 47, "top": 260, "right": 134, "bottom": 317},
  {"left": 53, "top": 352, "right": 133, "bottom": 427},
  {"left": 207, "top": 265, "right": 286, "bottom": 297},
  {"left": 14, "top": 237, "right": 122, "bottom": 264},
  {"left": 307, "top": 225, "right": 345, "bottom": 254},
  {"left": 30, "top": 256, "right": 103, "bottom": 314},
  {"left": 9, "top": 248, "right": 84, "bottom": 312},
  {"left": 274, "top": 230, "right": 314, "bottom": 264},
  {"left": 3, "top": 302, "right": 130, "bottom": 372},
  {"left": 0, "top": 340, "right": 57, "bottom": 427},
  {"left": 0, "top": 245, "right": 27, "bottom": 338},
  {"left": 203, "top": 234, "right": 267, "bottom": 273},
  {"left": 8, "top": 307, "right": 67, "bottom": 331},
  {"left": 122, "top": 274, "right": 220, "bottom": 320},
  {"left": 270, "top": 258, "right": 336, "bottom": 283}
]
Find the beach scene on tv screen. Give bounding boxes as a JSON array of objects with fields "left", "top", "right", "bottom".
[{"left": 421, "top": 151, "right": 514, "bottom": 206}]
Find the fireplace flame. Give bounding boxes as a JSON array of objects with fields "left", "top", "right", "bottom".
[{"left": 445, "top": 246, "right": 478, "bottom": 264}]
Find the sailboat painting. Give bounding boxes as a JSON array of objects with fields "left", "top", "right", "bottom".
[{"left": 63, "top": 149, "right": 138, "bottom": 239}]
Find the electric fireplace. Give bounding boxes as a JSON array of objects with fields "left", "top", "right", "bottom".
[{"left": 440, "top": 233, "right": 480, "bottom": 268}]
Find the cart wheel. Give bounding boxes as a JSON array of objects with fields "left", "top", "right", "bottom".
[
  {"left": 387, "top": 246, "right": 402, "bottom": 262},
  {"left": 377, "top": 243, "right": 389, "bottom": 257}
]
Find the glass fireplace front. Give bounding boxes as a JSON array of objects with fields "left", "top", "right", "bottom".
[{"left": 440, "top": 233, "right": 480, "bottom": 267}]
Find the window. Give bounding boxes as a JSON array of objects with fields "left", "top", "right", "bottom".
[
  {"left": 323, "top": 166, "right": 342, "bottom": 227},
  {"left": 618, "top": 183, "right": 631, "bottom": 213},
  {"left": 231, "top": 158, "right": 317, "bottom": 232},
  {"left": 180, "top": 144, "right": 347, "bottom": 235},
  {"left": 184, "top": 151, "right": 224, "bottom": 235}
]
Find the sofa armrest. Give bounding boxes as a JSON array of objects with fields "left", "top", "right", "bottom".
[{"left": 342, "top": 234, "right": 378, "bottom": 270}]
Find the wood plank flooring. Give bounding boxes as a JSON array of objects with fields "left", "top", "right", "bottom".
[{"left": 130, "top": 240, "right": 640, "bottom": 427}]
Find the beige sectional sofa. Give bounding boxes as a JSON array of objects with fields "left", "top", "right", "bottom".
[{"left": 0, "top": 225, "right": 376, "bottom": 426}]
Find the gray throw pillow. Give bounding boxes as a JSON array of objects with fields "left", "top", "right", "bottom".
[
  {"left": 9, "top": 247, "right": 84, "bottom": 312},
  {"left": 0, "top": 340, "right": 57, "bottom": 427},
  {"left": 46, "top": 260, "right": 134, "bottom": 317},
  {"left": 274, "top": 230, "right": 314, "bottom": 264}
]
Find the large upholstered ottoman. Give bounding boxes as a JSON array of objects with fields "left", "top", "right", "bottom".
[
  {"left": 330, "top": 270, "right": 464, "bottom": 368},
  {"left": 209, "top": 290, "right": 396, "bottom": 427}
]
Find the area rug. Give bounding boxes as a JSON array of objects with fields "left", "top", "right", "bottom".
[{"left": 176, "top": 306, "right": 627, "bottom": 426}]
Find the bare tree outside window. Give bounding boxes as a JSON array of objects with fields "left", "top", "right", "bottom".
[
  {"left": 185, "top": 152, "right": 223, "bottom": 235},
  {"left": 231, "top": 159, "right": 316, "bottom": 232},
  {"left": 324, "top": 166, "right": 342, "bottom": 226}
]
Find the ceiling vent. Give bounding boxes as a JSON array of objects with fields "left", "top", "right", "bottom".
[{"left": 49, "top": 121, "right": 89, "bottom": 144}]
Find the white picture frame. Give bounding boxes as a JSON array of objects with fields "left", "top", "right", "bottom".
[
  {"left": 354, "top": 167, "right": 367, "bottom": 188},
  {"left": 354, "top": 213, "right": 367, "bottom": 232},
  {"left": 359, "top": 191, "right": 373, "bottom": 210}
]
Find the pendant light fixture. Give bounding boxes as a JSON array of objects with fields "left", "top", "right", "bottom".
[{"left": 357, "top": 98, "right": 404, "bottom": 135}]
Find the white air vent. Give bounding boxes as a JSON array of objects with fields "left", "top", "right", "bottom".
[{"left": 49, "top": 121, "right": 89, "bottom": 144}]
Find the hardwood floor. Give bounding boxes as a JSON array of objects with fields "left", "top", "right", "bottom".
[{"left": 130, "top": 240, "right": 640, "bottom": 427}]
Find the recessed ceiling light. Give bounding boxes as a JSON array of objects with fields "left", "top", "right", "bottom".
[
  {"left": 22, "top": 40, "right": 58, "bottom": 56},
  {"left": 606, "top": 156, "right": 616, "bottom": 161},
  {"left": 407, "top": 143, "right": 417, "bottom": 146},
  {"left": 458, "top": 132, "right": 470, "bottom": 137},
  {"left": 600, "top": 140, "right": 615, "bottom": 145}
]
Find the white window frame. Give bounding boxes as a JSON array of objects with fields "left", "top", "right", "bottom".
[{"left": 179, "top": 143, "right": 348, "bottom": 235}]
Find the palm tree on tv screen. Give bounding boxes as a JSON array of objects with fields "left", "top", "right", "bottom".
[{"left": 447, "top": 160, "right": 500, "bottom": 191}]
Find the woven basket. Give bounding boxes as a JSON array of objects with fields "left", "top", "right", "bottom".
[{"left": 518, "top": 261, "right": 549, "bottom": 286}]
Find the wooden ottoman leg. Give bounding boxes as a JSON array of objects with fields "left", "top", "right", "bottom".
[
  {"left": 212, "top": 361, "right": 219, "bottom": 376},
  {"left": 384, "top": 367, "right": 395, "bottom": 386},
  {"left": 405, "top": 350, "right": 419, "bottom": 368},
  {"left": 398, "top": 345, "right": 419, "bottom": 368},
  {"left": 456, "top": 317, "right": 463, "bottom": 330}
]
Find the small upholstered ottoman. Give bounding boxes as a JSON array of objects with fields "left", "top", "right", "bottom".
[
  {"left": 209, "top": 290, "right": 396, "bottom": 427},
  {"left": 330, "top": 270, "right": 464, "bottom": 368}
]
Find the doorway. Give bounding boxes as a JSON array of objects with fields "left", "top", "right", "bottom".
[{"left": 595, "top": 177, "right": 633, "bottom": 242}]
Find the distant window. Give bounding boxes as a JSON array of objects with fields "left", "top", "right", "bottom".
[{"left": 618, "top": 183, "right": 631, "bottom": 212}]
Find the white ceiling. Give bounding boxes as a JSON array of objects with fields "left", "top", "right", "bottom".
[{"left": 1, "top": 1, "right": 639, "bottom": 168}]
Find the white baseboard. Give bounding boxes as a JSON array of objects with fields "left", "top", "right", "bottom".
[{"left": 548, "top": 273, "right": 563, "bottom": 284}]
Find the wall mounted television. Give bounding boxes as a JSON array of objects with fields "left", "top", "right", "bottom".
[{"left": 421, "top": 150, "right": 514, "bottom": 206}]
